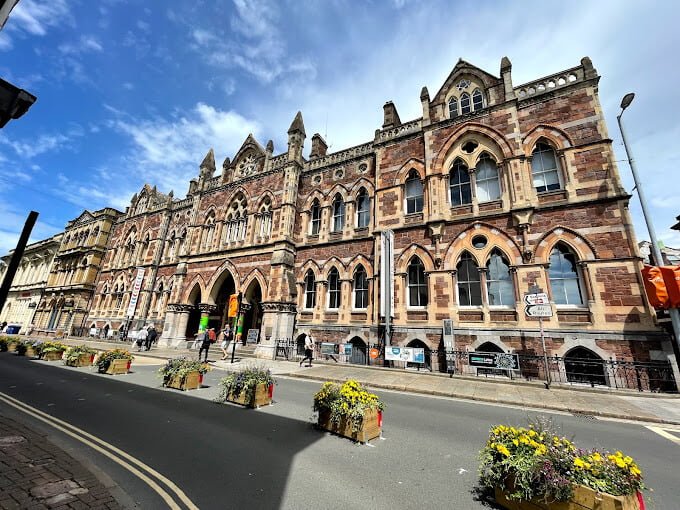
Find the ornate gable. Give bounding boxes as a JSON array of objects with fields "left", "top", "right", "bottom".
[
  {"left": 431, "top": 59, "right": 501, "bottom": 106},
  {"left": 71, "top": 211, "right": 94, "bottom": 227},
  {"left": 231, "top": 134, "right": 266, "bottom": 179}
]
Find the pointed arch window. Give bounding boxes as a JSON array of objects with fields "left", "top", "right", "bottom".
[
  {"left": 310, "top": 199, "right": 321, "bottom": 235},
  {"left": 332, "top": 194, "right": 345, "bottom": 232},
  {"left": 472, "top": 88, "right": 483, "bottom": 110},
  {"left": 356, "top": 188, "right": 370, "bottom": 228},
  {"left": 405, "top": 170, "right": 423, "bottom": 214},
  {"left": 457, "top": 252, "right": 482, "bottom": 306},
  {"left": 486, "top": 250, "right": 514, "bottom": 306},
  {"left": 531, "top": 142, "right": 561, "bottom": 193},
  {"left": 258, "top": 197, "right": 272, "bottom": 239},
  {"left": 448, "top": 97, "right": 459, "bottom": 119},
  {"left": 407, "top": 256, "right": 428, "bottom": 307},
  {"left": 460, "top": 92, "right": 471, "bottom": 114},
  {"left": 353, "top": 265, "right": 368, "bottom": 309},
  {"left": 304, "top": 270, "right": 316, "bottom": 309},
  {"left": 476, "top": 153, "right": 501, "bottom": 202},
  {"left": 327, "top": 268, "right": 341, "bottom": 309},
  {"left": 449, "top": 160, "right": 472, "bottom": 206},
  {"left": 548, "top": 243, "right": 584, "bottom": 305}
]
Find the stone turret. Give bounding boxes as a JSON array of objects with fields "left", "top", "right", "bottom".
[
  {"left": 287, "top": 111, "right": 306, "bottom": 164},
  {"left": 420, "top": 86, "right": 430, "bottom": 125},
  {"left": 500, "top": 56, "right": 514, "bottom": 100}
]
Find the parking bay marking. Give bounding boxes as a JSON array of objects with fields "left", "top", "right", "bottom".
[{"left": 646, "top": 425, "right": 680, "bottom": 446}]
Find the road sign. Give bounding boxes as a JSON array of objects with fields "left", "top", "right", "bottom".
[
  {"left": 524, "top": 293, "right": 549, "bottom": 306},
  {"left": 369, "top": 348, "right": 380, "bottom": 359},
  {"left": 525, "top": 304, "right": 553, "bottom": 317}
]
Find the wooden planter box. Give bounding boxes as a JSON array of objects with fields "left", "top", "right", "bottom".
[
  {"left": 43, "top": 350, "right": 65, "bottom": 361},
  {"left": 317, "top": 408, "right": 382, "bottom": 443},
  {"left": 25, "top": 347, "right": 37, "bottom": 358},
  {"left": 102, "top": 358, "right": 131, "bottom": 375},
  {"left": 224, "top": 383, "right": 274, "bottom": 408},
  {"left": 7, "top": 343, "right": 17, "bottom": 352},
  {"left": 164, "top": 371, "right": 203, "bottom": 391},
  {"left": 494, "top": 485, "right": 643, "bottom": 510},
  {"left": 68, "top": 353, "right": 95, "bottom": 367}
]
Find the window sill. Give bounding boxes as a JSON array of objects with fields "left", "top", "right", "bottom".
[
  {"left": 536, "top": 189, "right": 567, "bottom": 203},
  {"left": 404, "top": 212, "right": 424, "bottom": 223},
  {"left": 354, "top": 226, "right": 369, "bottom": 233}
]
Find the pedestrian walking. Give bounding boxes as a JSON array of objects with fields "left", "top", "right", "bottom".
[
  {"left": 132, "top": 328, "right": 145, "bottom": 351},
  {"left": 145, "top": 324, "right": 157, "bottom": 351},
  {"left": 103, "top": 324, "right": 109, "bottom": 340},
  {"left": 300, "top": 333, "right": 315, "bottom": 367},
  {"left": 219, "top": 324, "right": 232, "bottom": 360},
  {"left": 198, "top": 329, "right": 212, "bottom": 363}
]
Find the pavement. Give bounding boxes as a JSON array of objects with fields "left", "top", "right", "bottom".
[{"left": 1, "top": 335, "right": 680, "bottom": 509}]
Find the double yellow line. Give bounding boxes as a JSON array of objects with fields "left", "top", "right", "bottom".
[{"left": 0, "top": 391, "right": 199, "bottom": 510}]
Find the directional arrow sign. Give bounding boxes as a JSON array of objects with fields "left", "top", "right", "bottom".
[
  {"left": 524, "top": 293, "right": 549, "bottom": 306},
  {"left": 525, "top": 304, "right": 553, "bottom": 317}
]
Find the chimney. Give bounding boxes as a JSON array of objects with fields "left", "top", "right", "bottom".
[
  {"left": 310, "top": 133, "right": 328, "bottom": 159},
  {"left": 382, "top": 101, "right": 401, "bottom": 129}
]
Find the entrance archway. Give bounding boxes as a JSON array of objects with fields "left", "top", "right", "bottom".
[
  {"left": 183, "top": 284, "right": 201, "bottom": 341},
  {"left": 406, "top": 339, "right": 431, "bottom": 370},
  {"left": 564, "top": 347, "right": 606, "bottom": 386},
  {"left": 348, "top": 337, "right": 367, "bottom": 365},
  {"left": 475, "top": 341, "right": 508, "bottom": 377},
  {"left": 241, "top": 280, "right": 262, "bottom": 344},
  {"left": 210, "top": 271, "right": 236, "bottom": 333}
]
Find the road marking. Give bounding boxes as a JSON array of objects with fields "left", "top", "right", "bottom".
[
  {"left": 646, "top": 425, "right": 680, "bottom": 446},
  {"left": 0, "top": 391, "right": 198, "bottom": 510}
]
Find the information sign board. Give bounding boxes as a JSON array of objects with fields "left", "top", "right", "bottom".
[
  {"left": 246, "top": 329, "right": 259, "bottom": 344},
  {"left": 385, "top": 346, "right": 425, "bottom": 363},
  {"left": 321, "top": 342, "right": 340, "bottom": 355},
  {"left": 468, "top": 351, "right": 519, "bottom": 370}
]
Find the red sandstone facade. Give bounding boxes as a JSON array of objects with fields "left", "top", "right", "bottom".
[{"left": 85, "top": 57, "right": 671, "bottom": 367}]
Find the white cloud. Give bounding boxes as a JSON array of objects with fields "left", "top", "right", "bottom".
[
  {"left": 0, "top": 203, "right": 64, "bottom": 255},
  {"left": 0, "top": 32, "right": 12, "bottom": 51},
  {"left": 0, "top": 126, "right": 83, "bottom": 159},
  {"left": 58, "top": 35, "right": 103, "bottom": 55},
  {"left": 5, "top": 0, "right": 71, "bottom": 37},
  {"left": 122, "top": 82, "right": 135, "bottom": 90}
]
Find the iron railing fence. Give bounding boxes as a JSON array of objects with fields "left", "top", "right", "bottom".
[{"left": 273, "top": 340, "right": 678, "bottom": 393}]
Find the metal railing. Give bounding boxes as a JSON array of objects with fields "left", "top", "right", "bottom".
[{"left": 273, "top": 340, "right": 678, "bottom": 393}]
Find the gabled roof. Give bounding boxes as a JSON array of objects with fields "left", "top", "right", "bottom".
[
  {"left": 231, "top": 133, "right": 266, "bottom": 166},
  {"left": 431, "top": 58, "right": 501, "bottom": 105},
  {"left": 70, "top": 210, "right": 95, "bottom": 227}
]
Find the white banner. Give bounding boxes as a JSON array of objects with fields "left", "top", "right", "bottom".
[
  {"left": 380, "top": 230, "right": 394, "bottom": 317},
  {"left": 126, "top": 267, "right": 145, "bottom": 319},
  {"left": 384, "top": 346, "right": 425, "bottom": 363}
]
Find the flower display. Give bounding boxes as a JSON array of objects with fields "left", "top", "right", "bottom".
[
  {"left": 158, "top": 357, "right": 210, "bottom": 385},
  {"left": 63, "top": 345, "right": 97, "bottom": 366},
  {"left": 214, "top": 365, "right": 275, "bottom": 404},
  {"left": 313, "top": 379, "right": 385, "bottom": 433},
  {"left": 37, "top": 341, "right": 67, "bottom": 359},
  {"left": 479, "top": 421, "right": 645, "bottom": 503},
  {"left": 95, "top": 349, "right": 134, "bottom": 372}
]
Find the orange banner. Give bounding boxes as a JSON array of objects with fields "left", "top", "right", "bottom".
[
  {"left": 641, "top": 265, "right": 669, "bottom": 309},
  {"left": 659, "top": 266, "right": 680, "bottom": 308},
  {"left": 227, "top": 294, "right": 239, "bottom": 318}
]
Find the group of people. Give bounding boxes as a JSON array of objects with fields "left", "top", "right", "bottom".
[
  {"left": 131, "top": 324, "right": 158, "bottom": 351},
  {"left": 194, "top": 324, "right": 234, "bottom": 363}
]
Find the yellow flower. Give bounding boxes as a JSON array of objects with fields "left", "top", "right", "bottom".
[
  {"left": 512, "top": 439, "right": 519, "bottom": 446},
  {"left": 496, "top": 445, "right": 510, "bottom": 457},
  {"left": 574, "top": 458, "right": 586, "bottom": 468},
  {"left": 630, "top": 466, "right": 642, "bottom": 477}
]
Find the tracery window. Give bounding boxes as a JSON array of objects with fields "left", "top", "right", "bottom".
[
  {"left": 486, "top": 250, "right": 514, "bottom": 306},
  {"left": 472, "top": 88, "right": 483, "bottom": 110},
  {"left": 448, "top": 97, "right": 458, "bottom": 119},
  {"left": 310, "top": 199, "right": 321, "bottom": 235},
  {"left": 457, "top": 252, "right": 482, "bottom": 306},
  {"left": 353, "top": 265, "right": 368, "bottom": 309},
  {"left": 225, "top": 193, "right": 248, "bottom": 242},
  {"left": 548, "top": 243, "right": 584, "bottom": 306},
  {"left": 475, "top": 153, "right": 501, "bottom": 202},
  {"left": 327, "top": 268, "right": 341, "bottom": 309},
  {"left": 356, "top": 188, "right": 370, "bottom": 228},
  {"left": 460, "top": 92, "right": 471, "bottom": 114},
  {"left": 449, "top": 160, "right": 472, "bottom": 206},
  {"left": 332, "top": 194, "right": 345, "bottom": 233},
  {"left": 258, "top": 197, "right": 272, "bottom": 239},
  {"left": 304, "top": 270, "right": 316, "bottom": 309}
]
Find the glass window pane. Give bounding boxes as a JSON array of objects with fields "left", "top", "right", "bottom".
[
  {"left": 460, "top": 93, "right": 471, "bottom": 114},
  {"left": 472, "top": 89, "right": 483, "bottom": 110},
  {"left": 449, "top": 98, "right": 458, "bottom": 118},
  {"left": 469, "top": 281, "right": 482, "bottom": 306},
  {"left": 458, "top": 283, "right": 470, "bottom": 306},
  {"left": 552, "top": 279, "right": 566, "bottom": 304}
]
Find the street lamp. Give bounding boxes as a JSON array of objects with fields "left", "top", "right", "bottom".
[{"left": 617, "top": 93, "right": 680, "bottom": 366}]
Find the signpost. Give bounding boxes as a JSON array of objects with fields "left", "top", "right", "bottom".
[
  {"left": 380, "top": 230, "right": 394, "bottom": 347},
  {"left": 524, "top": 288, "right": 552, "bottom": 387}
]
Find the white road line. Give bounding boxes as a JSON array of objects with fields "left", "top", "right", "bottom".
[
  {"left": 646, "top": 425, "right": 680, "bottom": 446},
  {"left": 0, "top": 391, "right": 199, "bottom": 510}
]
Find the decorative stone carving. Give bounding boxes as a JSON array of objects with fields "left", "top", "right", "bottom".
[
  {"left": 167, "top": 303, "right": 194, "bottom": 313},
  {"left": 198, "top": 303, "right": 217, "bottom": 314},
  {"left": 261, "top": 302, "right": 297, "bottom": 313}
]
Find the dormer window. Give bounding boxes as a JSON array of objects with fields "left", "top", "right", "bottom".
[
  {"left": 448, "top": 80, "right": 486, "bottom": 118},
  {"left": 448, "top": 97, "right": 458, "bottom": 119}
]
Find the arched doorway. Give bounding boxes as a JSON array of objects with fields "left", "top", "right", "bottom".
[
  {"left": 477, "top": 341, "right": 504, "bottom": 353},
  {"left": 241, "top": 280, "right": 262, "bottom": 345},
  {"left": 210, "top": 271, "right": 236, "bottom": 333},
  {"left": 406, "top": 339, "right": 431, "bottom": 370},
  {"left": 349, "top": 337, "right": 367, "bottom": 365},
  {"left": 564, "top": 347, "right": 606, "bottom": 386},
  {"left": 475, "top": 341, "right": 508, "bottom": 377},
  {"left": 184, "top": 284, "right": 201, "bottom": 341}
]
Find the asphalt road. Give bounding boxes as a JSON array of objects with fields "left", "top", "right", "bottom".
[{"left": 0, "top": 354, "right": 678, "bottom": 510}]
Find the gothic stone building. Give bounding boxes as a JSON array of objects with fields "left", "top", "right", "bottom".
[{"left": 86, "top": 57, "right": 671, "bottom": 366}]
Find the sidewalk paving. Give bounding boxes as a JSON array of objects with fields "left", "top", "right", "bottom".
[
  {"left": 31, "top": 336, "right": 680, "bottom": 426},
  {"left": 0, "top": 415, "right": 124, "bottom": 510}
]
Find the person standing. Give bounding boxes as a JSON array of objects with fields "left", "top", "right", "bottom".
[
  {"left": 103, "top": 324, "right": 109, "bottom": 340},
  {"left": 145, "top": 324, "right": 157, "bottom": 351},
  {"left": 300, "top": 333, "right": 315, "bottom": 367},
  {"left": 219, "top": 324, "right": 232, "bottom": 360},
  {"left": 198, "top": 329, "right": 212, "bottom": 363}
]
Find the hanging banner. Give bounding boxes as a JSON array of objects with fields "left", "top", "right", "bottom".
[
  {"left": 659, "top": 266, "right": 680, "bottom": 308},
  {"left": 641, "top": 265, "right": 670, "bottom": 309},
  {"left": 126, "top": 267, "right": 145, "bottom": 319},
  {"left": 227, "top": 294, "right": 239, "bottom": 318},
  {"left": 199, "top": 316, "right": 209, "bottom": 332},
  {"left": 380, "top": 230, "right": 395, "bottom": 317},
  {"left": 385, "top": 346, "right": 424, "bottom": 363}
]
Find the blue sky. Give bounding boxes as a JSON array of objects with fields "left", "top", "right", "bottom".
[{"left": 1, "top": 0, "right": 679, "bottom": 254}]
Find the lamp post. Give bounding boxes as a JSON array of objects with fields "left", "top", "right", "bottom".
[{"left": 617, "top": 93, "right": 680, "bottom": 364}]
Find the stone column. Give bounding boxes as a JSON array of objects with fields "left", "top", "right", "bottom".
[
  {"left": 198, "top": 303, "right": 217, "bottom": 328},
  {"left": 162, "top": 303, "right": 193, "bottom": 347},
  {"left": 256, "top": 302, "right": 297, "bottom": 359}
]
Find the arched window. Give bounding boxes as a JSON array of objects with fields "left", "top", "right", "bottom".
[
  {"left": 460, "top": 92, "right": 471, "bottom": 114},
  {"left": 457, "top": 252, "right": 482, "bottom": 306},
  {"left": 140, "top": 234, "right": 150, "bottom": 263},
  {"left": 405, "top": 170, "right": 423, "bottom": 214},
  {"left": 353, "top": 265, "right": 368, "bottom": 309},
  {"left": 327, "top": 268, "right": 341, "bottom": 309},
  {"left": 304, "top": 270, "right": 316, "bottom": 309},
  {"left": 531, "top": 142, "right": 561, "bottom": 193},
  {"left": 407, "top": 256, "right": 428, "bottom": 307},
  {"left": 476, "top": 153, "right": 501, "bottom": 202},
  {"left": 548, "top": 243, "right": 584, "bottom": 305},
  {"left": 472, "top": 88, "right": 483, "bottom": 110},
  {"left": 225, "top": 193, "right": 248, "bottom": 242},
  {"left": 449, "top": 160, "right": 472, "bottom": 206},
  {"left": 486, "top": 250, "right": 514, "bottom": 306},
  {"left": 448, "top": 97, "right": 458, "bottom": 119},
  {"left": 259, "top": 197, "right": 272, "bottom": 239},
  {"left": 332, "top": 194, "right": 345, "bottom": 233},
  {"left": 310, "top": 199, "right": 321, "bottom": 235},
  {"left": 356, "top": 188, "right": 370, "bottom": 228}
]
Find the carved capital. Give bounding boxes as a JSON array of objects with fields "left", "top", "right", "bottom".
[
  {"left": 262, "top": 301, "right": 297, "bottom": 313},
  {"left": 167, "top": 303, "right": 194, "bottom": 313},
  {"left": 198, "top": 303, "right": 217, "bottom": 314}
]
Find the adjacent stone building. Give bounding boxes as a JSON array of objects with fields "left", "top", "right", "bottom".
[
  {"left": 0, "top": 234, "right": 62, "bottom": 333},
  {"left": 83, "top": 57, "right": 671, "bottom": 368},
  {"left": 32, "top": 208, "right": 121, "bottom": 336}
]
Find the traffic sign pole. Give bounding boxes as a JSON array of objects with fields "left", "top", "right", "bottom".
[{"left": 540, "top": 316, "right": 550, "bottom": 388}]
